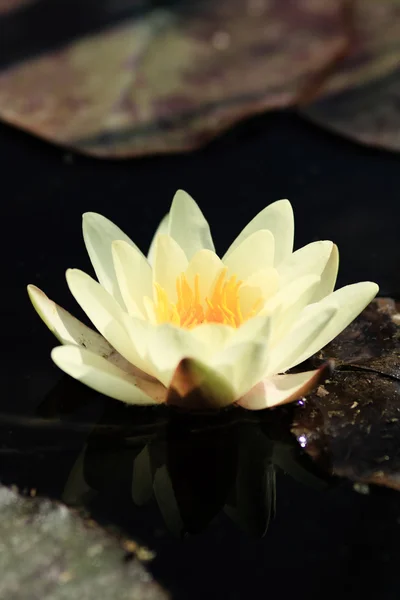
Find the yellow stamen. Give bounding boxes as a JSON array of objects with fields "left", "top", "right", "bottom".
[{"left": 153, "top": 268, "right": 263, "bottom": 329}]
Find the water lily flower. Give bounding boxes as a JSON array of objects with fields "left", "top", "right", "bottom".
[{"left": 28, "top": 190, "right": 378, "bottom": 411}]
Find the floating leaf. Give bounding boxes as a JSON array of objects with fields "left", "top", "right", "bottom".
[
  {"left": 0, "top": 0, "right": 347, "bottom": 157},
  {"left": 0, "top": 0, "right": 36, "bottom": 15},
  {"left": 0, "top": 485, "right": 166, "bottom": 600},
  {"left": 301, "top": 0, "right": 400, "bottom": 152},
  {"left": 292, "top": 299, "right": 400, "bottom": 491}
]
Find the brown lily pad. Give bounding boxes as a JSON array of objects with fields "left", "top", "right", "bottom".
[
  {"left": 0, "top": 0, "right": 36, "bottom": 15},
  {"left": 292, "top": 298, "right": 400, "bottom": 491},
  {"left": 0, "top": 0, "right": 347, "bottom": 157},
  {"left": 301, "top": 0, "right": 400, "bottom": 152}
]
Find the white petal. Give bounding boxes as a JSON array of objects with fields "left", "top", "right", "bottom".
[
  {"left": 238, "top": 367, "right": 327, "bottom": 410},
  {"left": 27, "top": 284, "right": 112, "bottom": 356},
  {"left": 266, "top": 304, "right": 338, "bottom": 375},
  {"left": 223, "top": 199, "right": 294, "bottom": 266},
  {"left": 120, "top": 313, "right": 159, "bottom": 377},
  {"left": 184, "top": 249, "right": 224, "bottom": 300},
  {"left": 166, "top": 357, "right": 236, "bottom": 409},
  {"left": 310, "top": 243, "right": 339, "bottom": 302},
  {"left": 212, "top": 338, "right": 270, "bottom": 398},
  {"left": 278, "top": 240, "right": 333, "bottom": 288},
  {"left": 168, "top": 190, "right": 215, "bottom": 259},
  {"left": 189, "top": 323, "right": 235, "bottom": 350},
  {"left": 152, "top": 234, "right": 188, "bottom": 303},
  {"left": 233, "top": 314, "right": 272, "bottom": 346},
  {"left": 82, "top": 212, "right": 141, "bottom": 305},
  {"left": 239, "top": 267, "right": 280, "bottom": 317},
  {"left": 112, "top": 240, "right": 153, "bottom": 317},
  {"left": 147, "top": 213, "right": 169, "bottom": 266},
  {"left": 223, "top": 230, "right": 275, "bottom": 279},
  {"left": 66, "top": 269, "right": 141, "bottom": 368},
  {"left": 289, "top": 281, "right": 379, "bottom": 368},
  {"left": 261, "top": 274, "right": 321, "bottom": 343},
  {"left": 51, "top": 345, "right": 160, "bottom": 405},
  {"left": 146, "top": 323, "right": 208, "bottom": 387},
  {"left": 261, "top": 274, "right": 319, "bottom": 316}
]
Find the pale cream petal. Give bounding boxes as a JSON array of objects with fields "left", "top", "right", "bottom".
[
  {"left": 142, "top": 296, "right": 157, "bottom": 325},
  {"left": 146, "top": 323, "right": 208, "bottom": 387},
  {"left": 184, "top": 249, "right": 224, "bottom": 300},
  {"left": 223, "top": 199, "right": 294, "bottom": 267},
  {"left": 112, "top": 240, "right": 153, "bottom": 317},
  {"left": 147, "top": 213, "right": 169, "bottom": 266},
  {"left": 82, "top": 212, "right": 140, "bottom": 305},
  {"left": 289, "top": 281, "right": 379, "bottom": 368},
  {"left": 166, "top": 357, "right": 236, "bottom": 409},
  {"left": 266, "top": 304, "right": 338, "bottom": 375},
  {"left": 27, "top": 284, "right": 112, "bottom": 356},
  {"left": 223, "top": 230, "right": 275, "bottom": 279},
  {"left": 189, "top": 322, "right": 235, "bottom": 350},
  {"left": 262, "top": 274, "right": 320, "bottom": 315},
  {"left": 152, "top": 234, "right": 188, "bottom": 302},
  {"left": 261, "top": 274, "right": 321, "bottom": 343},
  {"left": 238, "top": 365, "right": 330, "bottom": 410},
  {"left": 239, "top": 267, "right": 280, "bottom": 317},
  {"left": 51, "top": 345, "right": 161, "bottom": 405},
  {"left": 119, "top": 312, "right": 156, "bottom": 376},
  {"left": 212, "top": 339, "right": 270, "bottom": 399},
  {"left": 66, "top": 269, "right": 139, "bottom": 367},
  {"left": 168, "top": 190, "right": 215, "bottom": 259},
  {"left": 232, "top": 314, "right": 272, "bottom": 347},
  {"left": 310, "top": 243, "right": 339, "bottom": 302},
  {"left": 278, "top": 241, "right": 333, "bottom": 287}
]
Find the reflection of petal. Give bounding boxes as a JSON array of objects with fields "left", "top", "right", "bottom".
[
  {"left": 132, "top": 446, "right": 153, "bottom": 506},
  {"left": 271, "top": 442, "right": 327, "bottom": 491},
  {"left": 150, "top": 420, "right": 237, "bottom": 536},
  {"left": 153, "top": 465, "right": 185, "bottom": 538},
  {"left": 224, "top": 425, "right": 275, "bottom": 537},
  {"left": 62, "top": 448, "right": 97, "bottom": 505}
]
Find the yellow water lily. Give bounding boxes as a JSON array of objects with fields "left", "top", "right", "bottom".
[{"left": 28, "top": 191, "right": 378, "bottom": 411}]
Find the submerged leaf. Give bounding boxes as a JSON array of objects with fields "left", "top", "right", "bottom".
[
  {"left": 0, "top": 485, "right": 166, "bottom": 600},
  {"left": 292, "top": 299, "right": 400, "bottom": 491},
  {"left": 0, "top": 0, "right": 347, "bottom": 157},
  {"left": 301, "top": 0, "right": 400, "bottom": 152},
  {"left": 0, "top": 0, "right": 36, "bottom": 15}
]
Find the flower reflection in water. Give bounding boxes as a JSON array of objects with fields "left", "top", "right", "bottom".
[{"left": 50, "top": 383, "right": 328, "bottom": 539}]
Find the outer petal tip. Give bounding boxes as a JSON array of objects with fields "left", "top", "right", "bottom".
[{"left": 238, "top": 361, "right": 334, "bottom": 411}]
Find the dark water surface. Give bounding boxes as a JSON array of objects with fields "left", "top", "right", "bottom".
[{"left": 2, "top": 111, "right": 400, "bottom": 599}]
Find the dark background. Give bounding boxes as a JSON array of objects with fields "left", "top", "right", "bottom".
[{"left": 2, "top": 108, "right": 400, "bottom": 599}]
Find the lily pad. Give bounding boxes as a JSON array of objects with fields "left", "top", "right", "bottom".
[
  {"left": 0, "top": 485, "right": 166, "bottom": 600},
  {"left": 0, "top": 0, "right": 36, "bottom": 15},
  {"left": 292, "top": 298, "right": 400, "bottom": 491},
  {"left": 301, "top": 0, "right": 400, "bottom": 152},
  {"left": 0, "top": 0, "right": 347, "bottom": 157}
]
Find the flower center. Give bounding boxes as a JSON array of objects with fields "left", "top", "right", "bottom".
[{"left": 154, "top": 268, "right": 260, "bottom": 329}]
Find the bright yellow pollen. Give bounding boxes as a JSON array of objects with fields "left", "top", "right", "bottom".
[{"left": 154, "top": 268, "right": 262, "bottom": 329}]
